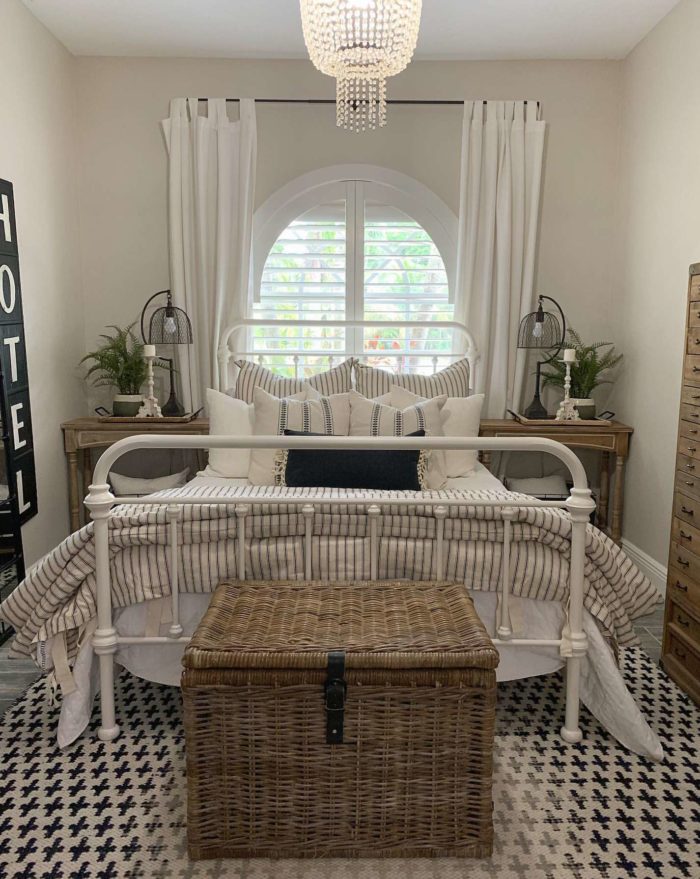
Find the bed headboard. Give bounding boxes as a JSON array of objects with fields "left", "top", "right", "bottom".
[{"left": 217, "top": 319, "right": 480, "bottom": 391}]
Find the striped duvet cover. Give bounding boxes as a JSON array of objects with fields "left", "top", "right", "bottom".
[{"left": 0, "top": 485, "right": 662, "bottom": 665}]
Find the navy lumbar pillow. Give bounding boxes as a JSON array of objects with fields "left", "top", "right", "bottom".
[{"left": 276, "top": 429, "right": 427, "bottom": 491}]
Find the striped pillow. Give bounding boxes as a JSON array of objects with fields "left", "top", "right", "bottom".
[
  {"left": 354, "top": 358, "right": 470, "bottom": 399},
  {"left": 348, "top": 390, "right": 447, "bottom": 489},
  {"left": 249, "top": 387, "right": 351, "bottom": 485},
  {"left": 232, "top": 358, "right": 355, "bottom": 403}
]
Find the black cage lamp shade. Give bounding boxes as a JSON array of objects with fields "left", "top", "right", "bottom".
[
  {"left": 517, "top": 295, "right": 566, "bottom": 419},
  {"left": 140, "top": 289, "right": 193, "bottom": 416}
]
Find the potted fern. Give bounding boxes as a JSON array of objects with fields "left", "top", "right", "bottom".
[
  {"left": 81, "top": 324, "right": 154, "bottom": 416},
  {"left": 540, "top": 328, "right": 622, "bottom": 418}
]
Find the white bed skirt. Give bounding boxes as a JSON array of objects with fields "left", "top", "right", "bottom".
[{"left": 52, "top": 590, "right": 663, "bottom": 761}]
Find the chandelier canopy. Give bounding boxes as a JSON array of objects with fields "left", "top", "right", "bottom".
[{"left": 300, "top": 0, "right": 423, "bottom": 132}]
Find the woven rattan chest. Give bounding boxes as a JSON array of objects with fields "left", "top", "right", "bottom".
[{"left": 182, "top": 579, "right": 499, "bottom": 859}]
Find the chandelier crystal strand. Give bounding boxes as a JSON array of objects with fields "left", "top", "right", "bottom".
[{"left": 300, "top": 0, "right": 422, "bottom": 132}]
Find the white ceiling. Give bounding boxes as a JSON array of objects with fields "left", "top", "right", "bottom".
[{"left": 23, "top": 0, "right": 680, "bottom": 61}]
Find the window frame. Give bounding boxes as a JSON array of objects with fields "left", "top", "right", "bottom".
[{"left": 251, "top": 165, "right": 458, "bottom": 364}]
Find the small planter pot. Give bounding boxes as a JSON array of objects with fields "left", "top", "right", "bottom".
[
  {"left": 112, "top": 394, "right": 143, "bottom": 417},
  {"left": 572, "top": 398, "right": 596, "bottom": 419}
]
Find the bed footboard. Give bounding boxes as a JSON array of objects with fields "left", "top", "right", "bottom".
[{"left": 84, "top": 434, "right": 596, "bottom": 744}]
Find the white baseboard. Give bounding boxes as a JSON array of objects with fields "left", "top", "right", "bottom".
[{"left": 621, "top": 539, "right": 667, "bottom": 595}]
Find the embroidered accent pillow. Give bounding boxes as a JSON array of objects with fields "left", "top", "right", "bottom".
[
  {"left": 348, "top": 390, "right": 447, "bottom": 489},
  {"left": 277, "top": 429, "right": 427, "bottom": 491},
  {"left": 231, "top": 358, "right": 355, "bottom": 403},
  {"left": 354, "top": 358, "right": 471, "bottom": 399},
  {"left": 248, "top": 387, "right": 351, "bottom": 485},
  {"left": 388, "top": 386, "right": 485, "bottom": 477}
]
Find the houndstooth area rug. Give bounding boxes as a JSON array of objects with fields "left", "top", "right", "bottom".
[{"left": 1, "top": 648, "right": 698, "bottom": 879}]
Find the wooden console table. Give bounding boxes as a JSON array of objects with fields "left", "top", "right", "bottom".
[
  {"left": 479, "top": 419, "right": 634, "bottom": 544},
  {"left": 61, "top": 417, "right": 210, "bottom": 531}
]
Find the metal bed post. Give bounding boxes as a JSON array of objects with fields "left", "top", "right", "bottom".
[
  {"left": 497, "top": 507, "right": 516, "bottom": 640},
  {"left": 166, "top": 504, "right": 183, "bottom": 638},
  {"left": 84, "top": 482, "right": 120, "bottom": 743},
  {"left": 561, "top": 488, "right": 597, "bottom": 743}
]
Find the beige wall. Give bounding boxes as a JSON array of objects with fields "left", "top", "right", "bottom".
[
  {"left": 611, "top": 0, "right": 700, "bottom": 565},
  {"left": 0, "top": 0, "right": 84, "bottom": 564},
  {"left": 74, "top": 56, "right": 624, "bottom": 395}
]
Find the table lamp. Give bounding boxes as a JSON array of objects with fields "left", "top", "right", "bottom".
[
  {"left": 140, "top": 289, "right": 193, "bottom": 416},
  {"left": 517, "top": 295, "right": 566, "bottom": 419}
]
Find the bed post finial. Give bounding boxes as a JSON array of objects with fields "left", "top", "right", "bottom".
[{"left": 85, "top": 482, "right": 119, "bottom": 743}]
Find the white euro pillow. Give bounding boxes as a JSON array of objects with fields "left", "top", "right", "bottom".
[
  {"left": 388, "top": 386, "right": 485, "bottom": 477},
  {"left": 109, "top": 468, "right": 189, "bottom": 497},
  {"left": 206, "top": 388, "right": 255, "bottom": 478}
]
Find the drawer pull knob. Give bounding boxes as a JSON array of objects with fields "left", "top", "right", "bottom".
[
  {"left": 680, "top": 531, "right": 693, "bottom": 540},
  {"left": 678, "top": 616, "right": 690, "bottom": 628},
  {"left": 675, "top": 647, "right": 687, "bottom": 660},
  {"left": 675, "top": 580, "right": 689, "bottom": 592},
  {"left": 685, "top": 480, "right": 695, "bottom": 486},
  {"left": 686, "top": 463, "right": 696, "bottom": 471},
  {"left": 688, "top": 447, "right": 697, "bottom": 453},
  {"left": 693, "top": 395, "right": 700, "bottom": 400},
  {"left": 695, "top": 339, "right": 700, "bottom": 345},
  {"left": 682, "top": 506, "right": 695, "bottom": 515},
  {"left": 690, "top": 429, "right": 699, "bottom": 435},
  {"left": 693, "top": 366, "right": 700, "bottom": 373},
  {"left": 677, "top": 557, "right": 690, "bottom": 567}
]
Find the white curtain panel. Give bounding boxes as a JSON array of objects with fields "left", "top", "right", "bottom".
[
  {"left": 454, "top": 101, "right": 546, "bottom": 418},
  {"left": 161, "top": 98, "right": 257, "bottom": 409}
]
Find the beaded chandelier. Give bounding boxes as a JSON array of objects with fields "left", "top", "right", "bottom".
[{"left": 300, "top": 0, "right": 423, "bottom": 132}]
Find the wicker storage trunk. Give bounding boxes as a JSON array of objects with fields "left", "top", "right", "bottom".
[{"left": 182, "top": 579, "right": 499, "bottom": 860}]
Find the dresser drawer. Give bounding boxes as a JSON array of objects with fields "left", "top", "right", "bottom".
[
  {"left": 671, "top": 515, "right": 700, "bottom": 553},
  {"left": 674, "top": 493, "right": 700, "bottom": 526},
  {"left": 684, "top": 354, "right": 700, "bottom": 384},
  {"left": 670, "top": 541, "right": 700, "bottom": 582},
  {"left": 675, "top": 471, "right": 700, "bottom": 500},
  {"left": 667, "top": 565, "right": 700, "bottom": 611},
  {"left": 668, "top": 601, "right": 700, "bottom": 646},
  {"left": 680, "top": 421, "right": 700, "bottom": 446},
  {"left": 666, "top": 633, "right": 700, "bottom": 678},
  {"left": 688, "top": 331, "right": 700, "bottom": 355},
  {"left": 677, "top": 453, "right": 700, "bottom": 477},
  {"left": 676, "top": 436, "right": 700, "bottom": 461},
  {"left": 681, "top": 386, "right": 700, "bottom": 406},
  {"left": 680, "top": 402, "right": 700, "bottom": 425}
]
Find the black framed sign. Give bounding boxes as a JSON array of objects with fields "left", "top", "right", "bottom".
[{"left": 0, "top": 179, "right": 37, "bottom": 523}]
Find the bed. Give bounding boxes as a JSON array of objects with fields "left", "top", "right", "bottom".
[{"left": 0, "top": 319, "right": 664, "bottom": 760}]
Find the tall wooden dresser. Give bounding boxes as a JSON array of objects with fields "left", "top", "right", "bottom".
[{"left": 663, "top": 262, "right": 700, "bottom": 703}]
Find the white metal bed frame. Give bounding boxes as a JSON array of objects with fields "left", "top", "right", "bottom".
[{"left": 84, "top": 319, "right": 595, "bottom": 747}]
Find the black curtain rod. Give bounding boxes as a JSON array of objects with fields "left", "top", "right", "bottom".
[{"left": 197, "top": 98, "right": 539, "bottom": 107}]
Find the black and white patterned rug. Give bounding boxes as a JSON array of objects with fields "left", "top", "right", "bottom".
[{"left": 1, "top": 648, "right": 698, "bottom": 879}]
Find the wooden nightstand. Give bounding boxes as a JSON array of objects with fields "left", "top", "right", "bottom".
[
  {"left": 479, "top": 419, "right": 633, "bottom": 544},
  {"left": 61, "top": 417, "right": 209, "bottom": 531}
]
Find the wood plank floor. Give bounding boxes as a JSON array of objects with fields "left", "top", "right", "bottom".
[{"left": 0, "top": 605, "right": 667, "bottom": 718}]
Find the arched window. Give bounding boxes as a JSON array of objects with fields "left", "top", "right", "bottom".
[{"left": 252, "top": 167, "right": 456, "bottom": 376}]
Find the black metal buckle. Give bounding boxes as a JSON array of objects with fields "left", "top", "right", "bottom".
[{"left": 324, "top": 650, "right": 347, "bottom": 744}]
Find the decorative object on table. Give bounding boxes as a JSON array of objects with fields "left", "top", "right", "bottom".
[
  {"left": 517, "top": 295, "right": 567, "bottom": 419},
  {"left": 140, "top": 289, "right": 193, "bottom": 417},
  {"left": 540, "top": 328, "right": 623, "bottom": 419},
  {"left": 138, "top": 344, "right": 161, "bottom": 418},
  {"left": 80, "top": 324, "right": 155, "bottom": 416},
  {"left": 555, "top": 348, "right": 580, "bottom": 421},
  {"left": 300, "top": 0, "right": 422, "bottom": 132}
]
